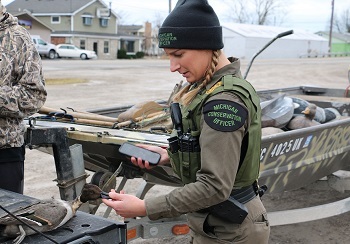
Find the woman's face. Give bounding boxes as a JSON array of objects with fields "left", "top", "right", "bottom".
[{"left": 164, "top": 48, "right": 212, "bottom": 83}]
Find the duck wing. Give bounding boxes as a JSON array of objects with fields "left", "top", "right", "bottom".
[
  {"left": 286, "top": 115, "right": 308, "bottom": 130},
  {"left": 0, "top": 199, "right": 72, "bottom": 228},
  {"left": 287, "top": 115, "right": 321, "bottom": 130}
]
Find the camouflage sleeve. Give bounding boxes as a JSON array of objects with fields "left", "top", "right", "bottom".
[{"left": 0, "top": 25, "right": 47, "bottom": 119}]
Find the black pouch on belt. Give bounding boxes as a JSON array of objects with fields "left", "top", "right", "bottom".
[{"left": 208, "top": 196, "right": 248, "bottom": 224}]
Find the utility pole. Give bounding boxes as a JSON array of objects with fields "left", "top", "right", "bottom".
[
  {"left": 328, "top": 0, "right": 335, "bottom": 55},
  {"left": 169, "top": 0, "right": 172, "bottom": 13}
]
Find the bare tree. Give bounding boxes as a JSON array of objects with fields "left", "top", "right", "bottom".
[
  {"left": 115, "top": 10, "right": 130, "bottom": 25},
  {"left": 230, "top": 0, "right": 249, "bottom": 23},
  {"left": 223, "top": 0, "right": 287, "bottom": 26},
  {"left": 334, "top": 8, "right": 350, "bottom": 33},
  {"left": 153, "top": 12, "right": 164, "bottom": 29}
]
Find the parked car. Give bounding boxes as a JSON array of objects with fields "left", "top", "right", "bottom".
[
  {"left": 31, "top": 35, "right": 57, "bottom": 59},
  {"left": 56, "top": 44, "right": 97, "bottom": 60}
]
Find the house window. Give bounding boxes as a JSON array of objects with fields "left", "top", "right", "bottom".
[
  {"left": 121, "top": 40, "right": 135, "bottom": 53},
  {"left": 104, "top": 41, "right": 109, "bottom": 54},
  {"left": 82, "top": 13, "right": 93, "bottom": 26},
  {"left": 83, "top": 17, "right": 92, "bottom": 25},
  {"left": 80, "top": 40, "right": 86, "bottom": 50},
  {"left": 100, "top": 18, "right": 108, "bottom": 27},
  {"left": 127, "top": 41, "right": 134, "bottom": 53},
  {"left": 51, "top": 16, "right": 60, "bottom": 24}
]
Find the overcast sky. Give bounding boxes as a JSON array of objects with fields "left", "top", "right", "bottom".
[{"left": 2, "top": 0, "right": 349, "bottom": 33}]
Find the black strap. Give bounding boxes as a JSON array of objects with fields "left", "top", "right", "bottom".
[
  {"left": 231, "top": 184, "right": 257, "bottom": 204},
  {"left": 196, "top": 183, "right": 258, "bottom": 215},
  {"left": 237, "top": 132, "right": 249, "bottom": 172}
]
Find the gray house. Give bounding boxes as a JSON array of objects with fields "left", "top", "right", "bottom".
[
  {"left": 5, "top": 0, "right": 144, "bottom": 59},
  {"left": 118, "top": 22, "right": 160, "bottom": 56}
]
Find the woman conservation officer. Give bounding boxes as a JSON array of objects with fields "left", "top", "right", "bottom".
[{"left": 103, "top": 0, "right": 270, "bottom": 243}]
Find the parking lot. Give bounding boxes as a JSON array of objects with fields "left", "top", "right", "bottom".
[{"left": 41, "top": 57, "right": 350, "bottom": 111}]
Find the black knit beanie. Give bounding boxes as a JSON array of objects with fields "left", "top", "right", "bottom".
[{"left": 158, "top": 0, "right": 223, "bottom": 50}]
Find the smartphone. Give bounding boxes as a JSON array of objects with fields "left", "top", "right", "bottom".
[{"left": 118, "top": 142, "right": 161, "bottom": 165}]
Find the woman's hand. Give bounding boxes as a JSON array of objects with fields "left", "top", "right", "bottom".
[
  {"left": 130, "top": 144, "right": 170, "bottom": 170},
  {"left": 102, "top": 189, "right": 146, "bottom": 218}
]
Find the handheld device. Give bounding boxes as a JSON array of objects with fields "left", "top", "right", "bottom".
[{"left": 118, "top": 142, "right": 161, "bottom": 165}]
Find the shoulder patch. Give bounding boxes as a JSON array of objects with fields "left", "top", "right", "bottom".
[{"left": 203, "top": 99, "right": 247, "bottom": 132}]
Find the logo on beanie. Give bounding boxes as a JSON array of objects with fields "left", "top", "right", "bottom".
[{"left": 159, "top": 33, "right": 177, "bottom": 47}]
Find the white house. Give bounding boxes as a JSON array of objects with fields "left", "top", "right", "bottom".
[{"left": 222, "top": 23, "right": 328, "bottom": 59}]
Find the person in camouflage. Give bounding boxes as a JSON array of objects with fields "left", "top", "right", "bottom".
[{"left": 0, "top": 1, "right": 47, "bottom": 194}]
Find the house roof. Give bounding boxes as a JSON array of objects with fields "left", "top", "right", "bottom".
[
  {"left": 6, "top": 0, "right": 100, "bottom": 15},
  {"left": 316, "top": 31, "right": 350, "bottom": 42},
  {"left": 222, "top": 23, "right": 327, "bottom": 41},
  {"left": 118, "top": 25, "right": 143, "bottom": 35},
  {"left": 14, "top": 10, "right": 53, "bottom": 30}
]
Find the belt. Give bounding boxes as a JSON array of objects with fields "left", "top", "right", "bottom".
[
  {"left": 197, "top": 183, "right": 258, "bottom": 214},
  {"left": 230, "top": 184, "right": 258, "bottom": 204}
]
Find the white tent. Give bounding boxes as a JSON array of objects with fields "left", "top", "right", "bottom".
[{"left": 222, "top": 23, "right": 328, "bottom": 59}]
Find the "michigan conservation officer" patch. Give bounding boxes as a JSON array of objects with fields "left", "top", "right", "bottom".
[{"left": 203, "top": 99, "right": 247, "bottom": 132}]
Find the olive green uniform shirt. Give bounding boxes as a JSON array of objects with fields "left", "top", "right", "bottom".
[{"left": 145, "top": 58, "right": 249, "bottom": 220}]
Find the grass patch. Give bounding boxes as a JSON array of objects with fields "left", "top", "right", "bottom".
[{"left": 45, "top": 78, "right": 88, "bottom": 85}]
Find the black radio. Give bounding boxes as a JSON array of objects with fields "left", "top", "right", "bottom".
[
  {"left": 178, "top": 133, "right": 200, "bottom": 152},
  {"left": 168, "top": 102, "right": 201, "bottom": 153}
]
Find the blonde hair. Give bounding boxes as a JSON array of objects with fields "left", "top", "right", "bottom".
[{"left": 173, "top": 50, "right": 220, "bottom": 106}]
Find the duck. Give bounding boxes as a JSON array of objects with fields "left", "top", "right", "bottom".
[
  {"left": 0, "top": 183, "right": 108, "bottom": 244},
  {"left": 286, "top": 103, "right": 320, "bottom": 130},
  {"left": 291, "top": 97, "right": 326, "bottom": 123}
]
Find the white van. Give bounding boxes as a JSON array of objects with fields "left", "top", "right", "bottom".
[{"left": 31, "top": 35, "right": 57, "bottom": 59}]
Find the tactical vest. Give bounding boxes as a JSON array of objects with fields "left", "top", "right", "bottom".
[{"left": 168, "top": 75, "right": 261, "bottom": 187}]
